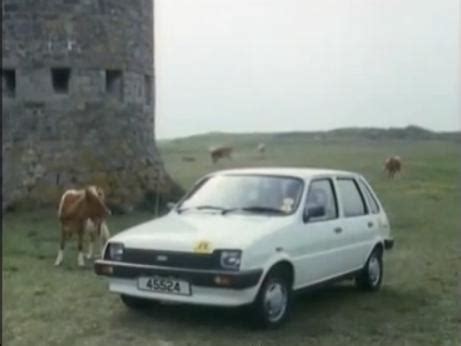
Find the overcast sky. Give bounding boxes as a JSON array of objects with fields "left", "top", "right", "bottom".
[{"left": 154, "top": 0, "right": 459, "bottom": 139}]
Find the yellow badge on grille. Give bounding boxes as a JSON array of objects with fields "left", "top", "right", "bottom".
[{"left": 194, "top": 241, "right": 212, "bottom": 254}]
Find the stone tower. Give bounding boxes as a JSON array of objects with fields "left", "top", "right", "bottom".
[{"left": 2, "top": 0, "right": 180, "bottom": 211}]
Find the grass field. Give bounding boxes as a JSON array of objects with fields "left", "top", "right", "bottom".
[{"left": 3, "top": 134, "right": 461, "bottom": 346}]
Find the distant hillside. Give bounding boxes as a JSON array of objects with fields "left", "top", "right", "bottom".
[
  {"left": 326, "top": 125, "right": 459, "bottom": 141},
  {"left": 159, "top": 125, "right": 460, "bottom": 145}
]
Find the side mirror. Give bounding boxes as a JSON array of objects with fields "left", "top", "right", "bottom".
[
  {"left": 303, "top": 205, "right": 326, "bottom": 223},
  {"left": 166, "top": 202, "right": 176, "bottom": 210}
]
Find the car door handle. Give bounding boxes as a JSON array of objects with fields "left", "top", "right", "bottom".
[
  {"left": 367, "top": 221, "right": 374, "bottom": 228},
  {"left": 334, "top": 227, "right": 343, "bottom": 234}
]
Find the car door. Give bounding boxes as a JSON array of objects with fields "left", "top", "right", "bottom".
[
  {"left": 334, "top": 177, "right": 375, "bottom": 271},
  {"left": 293, "top": 178, "right": 346, "bottom": 288}
]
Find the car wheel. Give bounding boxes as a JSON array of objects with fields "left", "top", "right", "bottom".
[
  {"left": 356, "top": 247, "right": 383, "bottom": 291},
  {"left": 251, "top": 268, "right": 293, "bottom": 329},
  {"left": 120, "top": 294, "right": 153, "bottom": 310}
]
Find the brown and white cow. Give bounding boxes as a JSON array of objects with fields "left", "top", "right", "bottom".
[
  {"left": 209, "top": 146, "right": 233, "bottom": 164},
  {"left": 54, "top": 185, "right": 111, "bottom": 267},
  {"left": 384, "top": 156, "right": 402, "bottom": 178}
]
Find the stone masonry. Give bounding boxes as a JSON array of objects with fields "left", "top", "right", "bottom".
[{"left": 2, "top": 0, "right": 181, "bottom": 211}]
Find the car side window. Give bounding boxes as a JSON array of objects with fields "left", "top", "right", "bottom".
[
  {"left": 304, "top": 179, "right": 338, "bottom": 222},
  {"left": 337, "top": 178, "right": 367, "bottom": 217},
  {"left": 358, "top": 179, "right": 380, "bottom": 214}
]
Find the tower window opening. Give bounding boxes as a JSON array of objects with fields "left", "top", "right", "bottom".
[
  {"left": 144, "top": 75, "right": 152, "bottom": 105},
  {"left": 106, "top": 69, "right": 123, "bottom": 100},
  {"left": 51, "top": 68, "right": 71, "bottom": 94},
  {"left": 2, "top": 69, "right": 16, "bottom": 97}
]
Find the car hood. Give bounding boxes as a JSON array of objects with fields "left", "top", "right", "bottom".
[{"left": 110, "top": 211, "right": 292, "bottom": 252}]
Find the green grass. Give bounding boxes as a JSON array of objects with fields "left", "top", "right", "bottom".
[{"left": 4, "top": 135, "right": 461, "bottom": 346}]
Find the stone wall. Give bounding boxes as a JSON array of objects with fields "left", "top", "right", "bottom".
[{"left": 2, "top": 0, "right": 182, "bottom": 211}]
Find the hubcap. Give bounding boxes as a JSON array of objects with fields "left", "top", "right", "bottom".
[
  {"left": 368, "top": 255, "right": 381, "bottom": 286},
  {"left": 263, "top": 281, "right": 288, "bottom": 322}
]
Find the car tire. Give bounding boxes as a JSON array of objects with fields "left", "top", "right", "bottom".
[
  {"left": 250, "top": 268, "right": 293, "bottom": 329},
  {"left": 356, "top": 247, "right": 383, "bottom": 291},
  {"left": 120, "top": 294, "right": 154, "bottom": 310}
]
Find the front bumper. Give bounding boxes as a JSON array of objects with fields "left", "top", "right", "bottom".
[
  {"left": 94, "top": 260, "right": 262, "bottom": 289},
  {"left": 107, "top": 277, "right": 259, "bottom": 306},
  {"left": 95, "top": 260, "right": 263, "bottom": 307}
]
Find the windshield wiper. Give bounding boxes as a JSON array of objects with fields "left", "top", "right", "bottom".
[
  {"left": 222, "top": 206, "right": 286, "bottom": 215},
  {"left": 177, "top": 205, "right": 226, "bottom": 214}
]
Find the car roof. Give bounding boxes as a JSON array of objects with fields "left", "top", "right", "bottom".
[{"left": 210, "top": 167, "right": 360, "bottom": 180}]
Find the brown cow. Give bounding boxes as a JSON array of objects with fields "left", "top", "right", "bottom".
[
  {"left": 54, "top": 185, "right": 111, "bottom": 267},
  {"left": 209, "top": 146, "right": 233, "bottom": 164},
  {"left": 384, "top": 156, "right": 402, "bottom": 178}
]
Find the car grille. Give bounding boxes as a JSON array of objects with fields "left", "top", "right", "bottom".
[{"left": 120, "top": 248, "right": 221, "bottom": 270}]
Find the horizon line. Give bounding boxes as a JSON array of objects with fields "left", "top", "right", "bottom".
[{"left": 156, "top": 124, "right": 461, "bottom": 141}]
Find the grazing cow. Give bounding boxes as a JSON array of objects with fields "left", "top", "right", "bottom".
[
  {"left": 257, "top": 143, "right": 266, "bottom": 155},
  {"left": 209, "top": 146, "right": 233, "bottom": 164},
  {"left": 55, "top": 185, "right": 111, "bottom": 267},
  {"left": 384, "top": 156, "right": 402, "bottom": 178}
]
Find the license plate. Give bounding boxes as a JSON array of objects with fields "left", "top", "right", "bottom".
[{"left": 137, "top": 276, "right": 191, "bottom": 296}]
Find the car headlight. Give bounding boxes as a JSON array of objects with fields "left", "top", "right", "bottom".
[
  {"left": 108, "top": 242, "right": 124, "bottom": 261},
  {"left": 219, "top": 250, "right": 241, "bottom": 270}
]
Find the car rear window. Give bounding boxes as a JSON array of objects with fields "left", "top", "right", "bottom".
[
  {"left": 358, "top": 179, "right": 380, "bottom": 214},
  {"left": 336, "top": 178, "right": 367, "bottom": 217}
]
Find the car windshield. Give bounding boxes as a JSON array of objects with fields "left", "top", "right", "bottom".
[{"left": 178, "top": 174, "right": 304, "bottom": 216}]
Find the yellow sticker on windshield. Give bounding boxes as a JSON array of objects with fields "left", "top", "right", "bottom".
[{"left": 194, "top": 241, "right": 213, "bottom": 254}]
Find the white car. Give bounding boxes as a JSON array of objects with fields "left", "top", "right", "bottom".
[{"left": 95, "top": 168, "right": 394, "bottom": 328}]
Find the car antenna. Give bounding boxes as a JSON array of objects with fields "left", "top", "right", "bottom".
[{"left": 154, "top": 168, "right": 160, "bottom": 217}]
